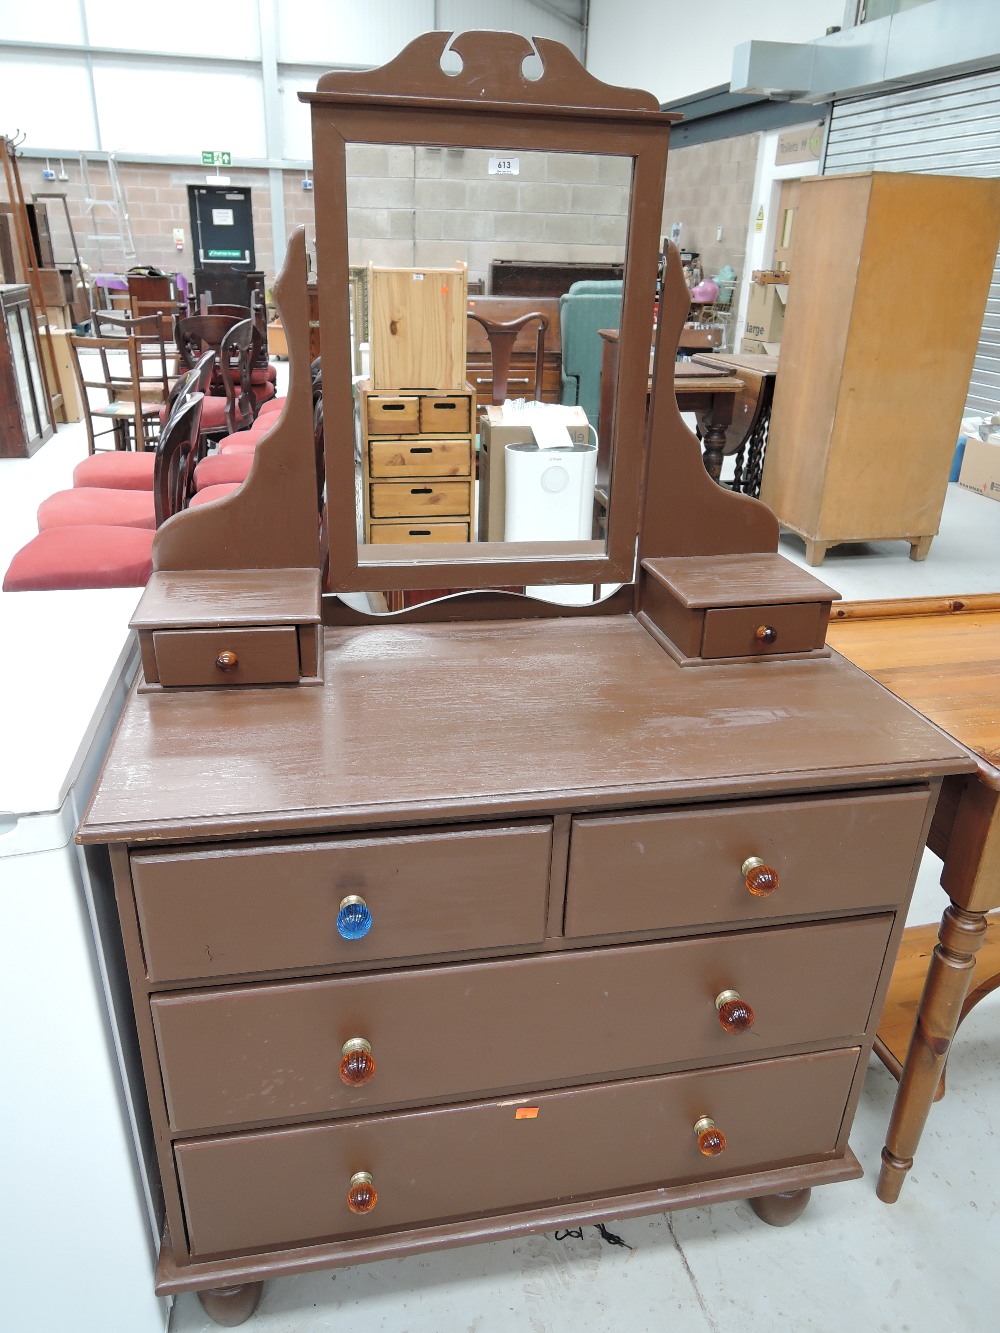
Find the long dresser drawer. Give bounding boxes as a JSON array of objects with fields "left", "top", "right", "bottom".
[
  {"left": 153, "top": 915, "right": 891, "bottom": 1132},
  {"left": 565, "top": 787, "right": 929, "bottom": 938},
  {"left": 175, "top": 1047, "right": 860, "bottom": 1257},
  {"left": 132, "top": 821, "right": 552, "bottom": 982}
]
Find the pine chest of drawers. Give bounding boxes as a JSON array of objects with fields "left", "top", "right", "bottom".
[
  {"left": 360, "top": 382, "right": 476, "bottom": 545},
  {"left": 79, "top": 616, "right": 971, "bottom": 1321}
]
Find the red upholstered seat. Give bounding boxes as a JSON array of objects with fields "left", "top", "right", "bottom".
[
  {"left": 158, "top": 393, "right": 228, "bottom": 431},
  {"left": 188, "top": 482, "right": 244, "bottom": 507},
  {"left": 193, "top": 451, "right": 255, "bottom": 490},
  {"left": 38, "top": 487, "right": 155, "bottom": 531},
  {"left": 251, "top": 381, "right": 276, "bottom": 405},
  {"left": 219, "top": 422, "right": 272, "bottom": 453},
  {"left": 256, "top": 396, "right": 285, "bottom": 417},
  {"left": 73, "top": 451, "right": 157, "bottom": 490},
  {"left": 251, "top": 365, "right": 278, "bottom": 385},
  {"left": 3, "top": 526, "right": 154, "bottom": 591}
]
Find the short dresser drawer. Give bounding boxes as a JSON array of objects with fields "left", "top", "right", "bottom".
[
  {"left": 419, "top": 394, "right": 471, "bottom": 433},
  {"left": 132, "top": 821, "right": 552, "bottom": 982},
  {"left": 369, "top": 479, "right": 473, "bottom": 519},
  {"left": 701, "top": 602, "right": 826, "bottom": 659},
  {"left": 368, "top": 521, "right": 470, "bottom": 543},
  {"left": 151, "top": 626, "right": 302, "bottom": 688},
  {"left": 368, "top": 438, "right": 472, "bottom": 478},
  {"left": 175, "top": 1047, "right": 859, "bottom": 1256},
  {"left": 565, "top": 787, "right": 929, "bottom": 938},
  {"left": 152, "top": 915, "right": 891, "bottom": 1132},
  {"left": 365, "top": 395, "right": 419, "bottom": 434}
]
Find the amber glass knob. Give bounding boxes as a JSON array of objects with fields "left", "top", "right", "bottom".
[
  {"left": 755, "top": 624, "right": 778, "bottom": 644},
  {"left": 742, "top": 856, "right": 780, "bottom": 897},
  {"left": 339, "top": 1038, "right": 376, "bottom": 1087},
  {"left": 715, "top": 989, "right": 755, "bottom": 1033},
  {"left": 215, "top": 650, "right": 238, "bottom": 672},
  {"left": 693, "top": 1116, "right": 727, "bottom": 1157},
  {"left": 347, "top": 1171, "right": 377, "bottom": 1214}
]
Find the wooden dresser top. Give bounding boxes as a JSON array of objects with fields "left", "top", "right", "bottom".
[{"left": 78, "top": 615, "right": 972, "bottom": 845}]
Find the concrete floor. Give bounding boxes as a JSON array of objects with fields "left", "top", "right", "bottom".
[{"left": 3, "top": 394, "right": 999, "bottom": 1332}]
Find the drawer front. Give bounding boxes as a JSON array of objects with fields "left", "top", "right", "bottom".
[
  {"left": 368, "top": 521, "right": 470, "bottom": 544},
  {"left": 368, "top": 438, "right": 472, "bottom": 478},
  {"left": 152, "top": 626, "right": 301, "bottom": 688},
  {"left": 366, "top": 396, "right": 419, "bottom": 434},
  {"left": 175, "top": 1047, "right": 859, "bottom": 1256},
  {"left": 701, "top": 602, "right": 825, "bottom": 658},
  {"left": 153, "top": 915, "right": 891, "bottom": 1132},
  {"left": 369, "top": 480, "right": 472, "bottom": 519},
  {"left": 132, "top": 822, "right": 552, "bottom": 982},
  {"left": 565, "top": 788, "right": 929, "bottom": 938},
  {"left": 418, "top": 395, "right": 471, "bottom": 433}
]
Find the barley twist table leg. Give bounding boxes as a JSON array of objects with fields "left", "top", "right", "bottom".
[{"left": 877, "top": 903, "right": 988, "bottom": 1202}]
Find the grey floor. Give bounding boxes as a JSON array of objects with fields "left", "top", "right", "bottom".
[{"left": 3, "top": 401, "right": 999, "bottom": 1331}]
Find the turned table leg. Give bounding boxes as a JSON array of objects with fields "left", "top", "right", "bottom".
[
  {"left": 700, "top": 420, "right": 727, "bottom": 483},
  {"left": 877, "top": 903, "right": 988, "bottom": 1203},
  {"left": 196, "top": 1282, "right": 265, "bottom": 1327},
  {"left": 748, "top": 1188, "right": 811, "bottom": 1227}
]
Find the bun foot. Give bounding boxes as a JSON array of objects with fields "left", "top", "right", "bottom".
[
  {"left": 196, "top": 1282, "right": 264, "bottom": 1326},
  {"left": 748, "top": 1187, "right": 811, "bottom": 1227}
]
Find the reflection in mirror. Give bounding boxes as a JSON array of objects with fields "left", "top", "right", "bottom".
[{"left": 343, "top": 144, "right": 633, "bottom": 601}]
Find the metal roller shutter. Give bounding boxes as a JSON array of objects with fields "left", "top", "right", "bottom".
[{"left": 824, "top": 67, "right": 1000, "bottom": 418}]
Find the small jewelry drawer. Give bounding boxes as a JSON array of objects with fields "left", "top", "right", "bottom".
[
  {"left": 369, "top": 479, "right": 473, "bottom": 519},
  {"left": 368, "top": 438, "right": 472, "bottom": 478},
  {"left": 174, "top": 1046, "right": 860, "bottom": 1257},
  {"left": 151, "top": 626, "right": 302, "bottom": 688},
  {"left": 131, "top": 821, "right": 552, "bottom": 982},
  {"left": 365, "top": 395, "right": 420, "bottom": 434},
  {"left": 701, "top": 602, "right": 827, "bottom": 659},
  {"left": 419, "top": 394, "right": 471, "bottom": 433},
  {"left": 565, "top": 787, "right": 930, "bottom": 939},
  {"left": 367, "top": 521, "right": 470, "bottom": 543},
  {"left": 152, "top": 914, "right": 891, "bottom": 1133}
]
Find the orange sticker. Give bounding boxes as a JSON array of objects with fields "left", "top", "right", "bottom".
[{"left": 515, "top": 1107, "right": 539, "bottom": 1120}]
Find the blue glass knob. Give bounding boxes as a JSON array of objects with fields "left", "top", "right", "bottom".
[{"left": 337, "top": 895, "right": 372, "bottom": 940}]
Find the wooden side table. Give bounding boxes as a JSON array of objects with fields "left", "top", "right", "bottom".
[{"left": 826, "top": 594, "right": 1000, "bottom": 1201}]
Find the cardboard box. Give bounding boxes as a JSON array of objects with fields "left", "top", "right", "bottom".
[
  {"left": 740, "top": 337, "right": 782, "bottom": 357},
  {"left": 957, "top": 435, "right": 1000, "bottom": 501},
  {"left": 479, "top": 405, "right": 590, "bottom": 540},
  {"left": 744, "top": 281, "right": 788, "bottom": 343}
]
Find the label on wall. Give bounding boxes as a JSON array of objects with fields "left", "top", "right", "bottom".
[
  {"left": 775, "top": 124, "right": 824, "bottom": 165},
  {"left": 211, "top": 209, "right": 234, "bottom": 227},
  {"left": 488, "top": 156, "right": 519, "bottom": 175}
]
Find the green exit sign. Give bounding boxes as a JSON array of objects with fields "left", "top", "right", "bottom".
[{"left": 201, "top": 150, "right": 232, "bottom": 167}]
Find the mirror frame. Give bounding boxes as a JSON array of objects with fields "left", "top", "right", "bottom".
[{"left": 301, "top": 30, "right": 677, "bottom": 594}]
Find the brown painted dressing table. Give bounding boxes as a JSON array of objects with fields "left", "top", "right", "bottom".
[{"left": 78, "top": 34, "right": 972, "bottom": 1326}]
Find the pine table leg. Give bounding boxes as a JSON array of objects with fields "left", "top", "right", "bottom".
[{"left": 877, "top": 903, "right": 988, "bottom": 1202}]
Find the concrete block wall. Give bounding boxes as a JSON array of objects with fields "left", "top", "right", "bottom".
[
  {"left": 17, "top": 139, "right": 757, "bottom": 320},
  {"left": 661, "top": 133, "right": 760, "bottom": 288}
]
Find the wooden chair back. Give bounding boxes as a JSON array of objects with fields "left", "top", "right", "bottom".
[
  {"left": 218, "top": 317, "right": 261, "bottom": 434},
  {"left": 69, "top": 331, "right": 172, "bottom": 454},
  {"left": 467, "top": 309, "right": 548, "bottom": 404},
  {"left": 154, "top": 392, "right": 204, "bottom": 526}
]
